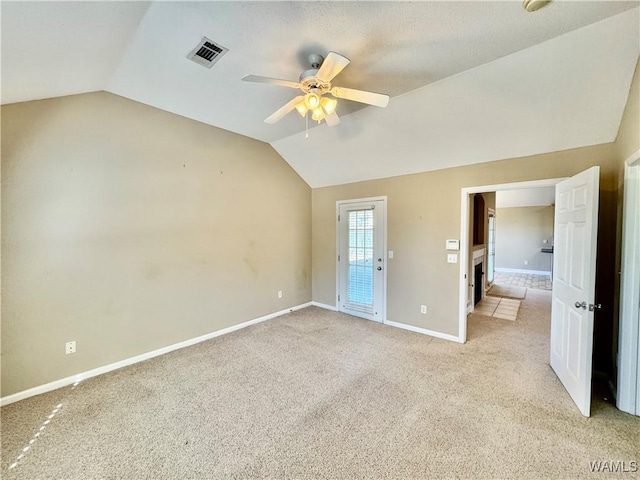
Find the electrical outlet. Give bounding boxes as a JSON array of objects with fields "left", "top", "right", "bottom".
[
  {"left": 524, "top": 260, "right": 529, "bottom": 266},
  {"left": 388, "top": 250, "right": 394, "bottom": 259},
  {"left": 278, "top": 290, "right": 283, "bottom": 299},
  {"left": 420, "top": 305, "right": 427, "bottom": 314},
  {"left": 65, "top": 341, "right": 76, "bottom": 355}
]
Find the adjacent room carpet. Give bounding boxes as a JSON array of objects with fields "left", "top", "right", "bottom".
[{"left": 2, "top": 290, "right": 638, "bottom": 479}]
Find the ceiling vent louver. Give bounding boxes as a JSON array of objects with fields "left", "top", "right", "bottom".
[{"left": 187, "top": 37, "right": 228, "bottom": 68}]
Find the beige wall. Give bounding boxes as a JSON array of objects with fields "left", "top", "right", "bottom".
[
  {"left": 495, "top": 206, "right": 555, "bottom": 273},
  {"left": 1, "top": 92, "right": 311, "bottom": 397},
  {"left": 615, "top": 58, "right": 640, "bottom": 163},
  {"left": 312, "top": 143, "right": 620, "bottom": 337}
]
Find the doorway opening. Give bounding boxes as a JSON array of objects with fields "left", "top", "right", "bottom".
[{"left": 459, "top": 179, "right": 564, "bottom": 338}]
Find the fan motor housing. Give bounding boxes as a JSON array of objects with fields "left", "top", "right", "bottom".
[{"left": 299, "top": 69, "right": 331, "bottom": 94}]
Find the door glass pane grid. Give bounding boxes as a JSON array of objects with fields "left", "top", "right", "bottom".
[{"left": 348, "top": 210, "right": 374, "bottom": 305}]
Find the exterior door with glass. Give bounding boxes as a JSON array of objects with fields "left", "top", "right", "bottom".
[{"left": 337, "top": 199, "right": 386, "bottom": 323}]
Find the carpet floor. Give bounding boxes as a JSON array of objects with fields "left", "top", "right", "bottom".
[
  {"left": 487, "top": 284, "right": 527, "bottom": 299},
  {"left": 2, "top": 289, "right": 638, "bottom": 479}
]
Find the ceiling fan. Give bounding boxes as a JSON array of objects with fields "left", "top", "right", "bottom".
[{"left": 242, "top": 52, "right": 390, "bottom": 127}]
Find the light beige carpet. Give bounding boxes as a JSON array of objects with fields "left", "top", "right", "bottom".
[
  {"left": 487, "top": 283, "right": 527, "bottom": 299},
  {"left": 2, "top": 290, "right": 639, "bottom": 479}
]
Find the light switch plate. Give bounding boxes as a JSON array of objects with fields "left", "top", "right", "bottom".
[
  {"left": 388, "top": 251, "right": 394, "bottom": 259},
  {"left": 447, "top": 254, "right": 458, "bottom": 264}
]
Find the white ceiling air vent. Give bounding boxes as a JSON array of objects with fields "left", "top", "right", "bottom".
[{"left": 187, "top": 37, "right": 228, "bottom": 68}]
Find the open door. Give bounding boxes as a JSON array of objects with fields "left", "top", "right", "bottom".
[{"left": 550, "top": 166, "right": 599, "bottom": 417}]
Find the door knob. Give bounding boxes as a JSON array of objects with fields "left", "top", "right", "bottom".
[
  {"left": 377, "top": 266, "right": 382, "bottom": 271},
  {"left": 574, "top": 301, "right": 587, "bottom": 310}
]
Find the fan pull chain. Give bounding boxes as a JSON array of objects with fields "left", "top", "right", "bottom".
[{"left": 305, "top": 111, "right": 309, "bottom": 139}]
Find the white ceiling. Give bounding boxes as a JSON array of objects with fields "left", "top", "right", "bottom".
[
  {"left": 274, "top": 8, "right": 640, "bottom": 186},
  {"left": 496, "top": 187, "right": 556, "bottom": 208},
  {"left": 1, "top": 1, "right": 150, "bottom": 104},
  {"left": 2, "top": 2, "right": 639, "bottom": 187}
]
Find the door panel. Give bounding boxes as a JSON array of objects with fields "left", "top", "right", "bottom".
[
  {"left": 338, "top": 199, "right": 385, "bottom": 322},
  {"left": 550, "top": 166, "right": 599, "bottom": 417}
]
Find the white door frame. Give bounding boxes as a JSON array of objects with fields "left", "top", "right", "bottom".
[
  {"left": 617, "top": 150, "right": 640, "bottom": 416},
  {"left": 336, "top": 196, "right": 388, "bottom": 323},
  {"left": 458, "top": 178, "right": 567, "bottom": 342}
]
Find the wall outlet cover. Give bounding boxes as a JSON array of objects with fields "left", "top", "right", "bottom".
[{"left": 65, "top": 341, "right": 76, "bottom": 355}]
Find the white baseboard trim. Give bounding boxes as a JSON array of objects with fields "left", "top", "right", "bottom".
[
  {"left": 385, "top": 320, "right": 463, "bottom": 344},
  {"left": 311, "top": 301, "right": 339, "bottom": 311},
  {"left": 495, "top": 268, "right": 551, "bottom": 276},
  {"left": 1, "top": 301, "right": 313, "bottom": 407}
]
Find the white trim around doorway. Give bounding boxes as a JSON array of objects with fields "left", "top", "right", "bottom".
[
  {"left": 458, "top": 178, "right": 567, "bottom": 343},
  {"left": 617, "top": 150, "right": 640, "bottom": 416}
]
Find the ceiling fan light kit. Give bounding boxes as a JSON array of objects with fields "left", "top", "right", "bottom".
[
  {"left": 242, "top": 51, "right": 390, "bottom": 129},
  {"left": 523, "top": 0, "right": 551, "bottom": 13}
]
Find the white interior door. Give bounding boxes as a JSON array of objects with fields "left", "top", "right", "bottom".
[
  {"left": 550, "top": 166, "right": 600, "bottom": 417},
  {"left": 338, "top": 199, "right": 386, "bottom": 322}
]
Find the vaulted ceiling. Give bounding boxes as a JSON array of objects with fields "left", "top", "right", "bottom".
[{"left": 2, "top": 1, "right": 639, "bottom": 187}]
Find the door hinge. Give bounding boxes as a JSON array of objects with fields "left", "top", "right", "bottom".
[
  {"left": 338, "top": 254, "right": 340, "bottom": 262},
  {"left": 338, "top": 294, "right": 340, "bottom": 301},
  {"left": 338, "top": 214, "right": 340, "bottom": 221}
]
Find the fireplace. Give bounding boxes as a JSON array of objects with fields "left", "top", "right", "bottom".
[{"left": 474, "top": 263, "right": 484, "bottom": 305}]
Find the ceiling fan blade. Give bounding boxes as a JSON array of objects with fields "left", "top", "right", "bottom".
[
  {"left": 242, "top": 74, "right": 300, "bottom": 89},
  {"left": 316, "top": 52, "right": 350, "bottom": 82},
  {"left": 264, "top": 96, "right": 304, "bottom": 124},
  {"left": 324, "top": 111, "right": 340, "bottom": 127},
  {"left": 331, "top": 86, "right": 389, "bottom": 108}
]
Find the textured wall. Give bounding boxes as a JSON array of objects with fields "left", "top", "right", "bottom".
[{"left": 1, "top": 92, "right": 311, "bottom": 397}]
